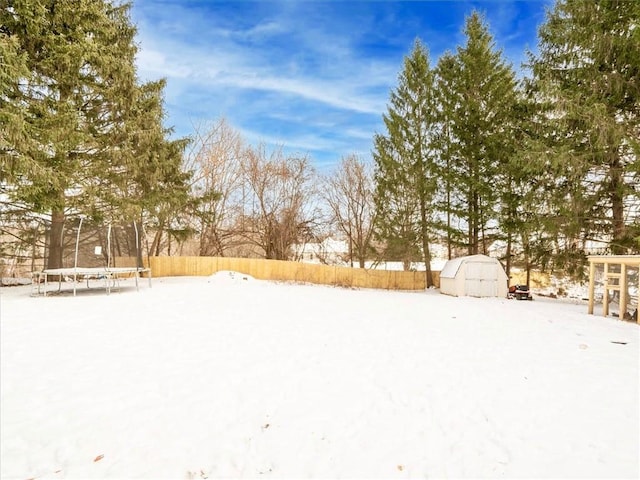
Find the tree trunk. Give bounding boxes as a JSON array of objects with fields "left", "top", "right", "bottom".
[
  {"left": 423, "top": 241, "right": 434, "bottom": 288},
  {"left": 472, "top": 191, "right": 480, "bottom": 255},
  {"left": 468, "top": 190, "right": 474, "bottom": 255},
  {"left": 609, "top": 156, "right": 626, "bottom": 254},
  {"left": 97, "top": 228, "right": 108, "bottom": 266},
  {"left": 46, "top": 208, "right": 65, "bottom": 270},
  {"left": 349, "top": 236, "right": 354, "bottom": 268},
  {"left": 446, "top": 141, "right": 452, "bottom": 260},
  {"left": 30, "top": 230, "right": 37, "bottom": 272},
  {"left": 135, "top": 219, "right": 143, "bottom": 269},
  {"left": 356, "top": 235, "right": 366, "bottom": 268},
  {"left": 446, "top": 186, "right": 452, "bottom": 259},
  {"left": 505, "top": 232, "right": 512, "bottom": 280},
  {"left": 150, "top": 220, "right": 164, "bottom": 256},
  {"left": 114, "top": 228, "right": 122, "bottom": 257},
  {"left": 419, "top": 192, "right": 434, "bottom": 287},
  {"left": 480, "top": 205, "right": 487, "bottom": 255}
]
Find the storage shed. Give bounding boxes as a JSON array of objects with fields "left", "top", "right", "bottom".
[{"left": 440, "top": 254, "right": 508, "bottom": 298}]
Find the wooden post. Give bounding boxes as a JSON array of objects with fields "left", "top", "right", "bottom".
[
  {"left": 588, "top": 260, "right": 596, "bottom": 315},
  {"left": 603, "top": 262, "right": 609, "bottom": 317},
  {"left": 619, "top": 263, "right": 627, "bottom": 320}
]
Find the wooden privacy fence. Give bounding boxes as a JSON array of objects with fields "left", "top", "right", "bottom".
[{"left": 115, "top": 256, "right": 438, "bottom": 290}]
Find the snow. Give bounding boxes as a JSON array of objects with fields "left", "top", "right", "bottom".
[{"left": 1, "top": 274, "right": 638, "bottom": 479}]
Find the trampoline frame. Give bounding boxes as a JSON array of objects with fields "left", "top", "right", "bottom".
[
  {"left": 32, "top": 267, "right": 152, "bottom": 296},
  {"left": 32, "top": 217, "right": 152, "bottom": 297}
]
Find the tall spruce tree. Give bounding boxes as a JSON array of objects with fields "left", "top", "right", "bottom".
[
  {"left": 497, "top": 85, "right": 541, "bottom": 278},
  {"left": 438, "top": 12, "right": 519, "bottom": 256},
  {"left": 103, "top": 79, "right": 192, "bottom": 263},
  {"left": 373, "top": 39, "right": 437, "bottom": 286},
  {"left": 1, "top": 0, "right": 139, "bottom": 269},
  {"left": 1, "top": 27, "right": 29, "bottom": 184},
  {"left": 531, "top": 0, "right": 640, "bottom": 264},
  {"left": 434, "top": 51, "right": 464, "bottom": 259}
]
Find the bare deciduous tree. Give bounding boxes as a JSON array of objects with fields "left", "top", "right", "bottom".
[
  {"left": 185, "top": 118, "right": 246, "bottom": 256},
  {"left": 323, "top": 154, "right": 376, "bottom": 267},
  {"left": 242, "top": 145, "right": 319, "bottom": 260}
]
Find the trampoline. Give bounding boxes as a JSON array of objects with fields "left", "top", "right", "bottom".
[
  {"left": 32, "top": 217, "right": 152, "bottom": 297},
  {"left": 32, "top": 266, "right": 151, "bottom": 296}
]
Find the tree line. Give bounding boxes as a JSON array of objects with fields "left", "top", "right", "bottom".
[
  {"left": 373, "top": 3, "right": 639, "bottom": 285},
  {"left": 1, "top": 0, "right": 638, "bottom": 284}
]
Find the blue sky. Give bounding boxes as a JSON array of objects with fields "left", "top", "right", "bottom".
[{"left": 130, "top": 0, "right": 553, "bottom": 171}]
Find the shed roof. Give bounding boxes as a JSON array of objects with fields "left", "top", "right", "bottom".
[{"left": 440, "top": 254, "right": 498, "bottom": 278}]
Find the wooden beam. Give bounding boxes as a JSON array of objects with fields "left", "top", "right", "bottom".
[
  {"left": 586, "top": 256, "right": 640, "bottom": 321},
  {"left": 603, "top": 263, "right": 609, "bottom": 317},
  {"left": 588, "top": 260, "right": 596, "bottom": 315},
  {"left": 587, "top": 255, "right": 640, "bottom": 266},
  {"left": 620, "top": 263, "right": 627, "bottom": 320}
]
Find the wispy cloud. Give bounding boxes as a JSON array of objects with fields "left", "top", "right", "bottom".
[
  {"left": 131, "top": 0, "right": 547, "bottom": 167},
  {"left": 135, "top": 7, "right": 394, "bottom": 114}
]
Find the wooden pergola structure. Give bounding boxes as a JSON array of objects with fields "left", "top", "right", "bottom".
[{"left": 587, "top": 255, "right": 640, "bottom": 323}]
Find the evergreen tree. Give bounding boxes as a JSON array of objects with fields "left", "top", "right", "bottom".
[
  {"left": 531, "top": 0, "right": 640, "bottom": 263},
  {"left": 0, "top": 26, "right": 29, "bottom": 184},
  {"left": 497, "top": 84, "right": 544, "bottom": 278},
  {"left": 373, "top": 39, "right": 438, "bottom": 286},
  {"left": 440, "top": 12, "right": 519, "bottom": 256},
  {"left": 434, "top": 51, "right": 465, "bottom": 259},
  {"left": 1, "top": 0, "right": 139, "bottom": 269},
  {"left": 105, "top": 79, "right": 192, "bottom": 262}
]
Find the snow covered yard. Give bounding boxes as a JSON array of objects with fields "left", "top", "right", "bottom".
[{"left": 1, "top": 273, "right": 638, "bottom": 479}]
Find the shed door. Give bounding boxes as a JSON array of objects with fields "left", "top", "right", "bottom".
[{"left": 464, "top": 261, "right": 498, "bottom": 297}]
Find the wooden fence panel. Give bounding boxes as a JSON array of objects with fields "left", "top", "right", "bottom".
[
  {"left": 115, "top": 256, "right": 436, "bottom": 291},
  {"left": 508, "top": 270, "right": 549, "bottom": 289}
]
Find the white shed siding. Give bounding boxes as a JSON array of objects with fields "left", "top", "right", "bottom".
[
  {"left": 465, "top": 261, "right": 498, "bottom": 297},
  {"left": 439, "top": 254, "right": 508, "bottom": 298},
  {"left": 439, "top": 277, "right": 457, "bottom": 296}
]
